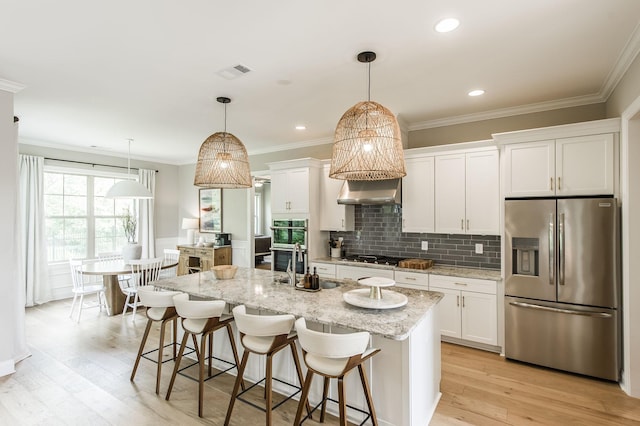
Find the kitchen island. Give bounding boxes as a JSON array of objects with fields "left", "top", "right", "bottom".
[{"left": 154, "top": 267, "right": 443, "bottom": 426}]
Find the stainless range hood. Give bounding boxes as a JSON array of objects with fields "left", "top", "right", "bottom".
[{"left": 337, "top": 179, "right": 402, "bottom": 205}]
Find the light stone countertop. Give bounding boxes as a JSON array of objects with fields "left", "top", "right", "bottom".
[
  {"left": 312, "top": 257, "right": 503, "bottom": 281},
  {"left": 153, "top": 267, "right": 443, "bottom": 341}
]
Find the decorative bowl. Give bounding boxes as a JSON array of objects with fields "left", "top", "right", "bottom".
[{"left": 212, "top": 265, "right": 237, "bottom": 279}]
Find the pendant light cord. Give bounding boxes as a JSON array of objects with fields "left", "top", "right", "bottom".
[
  {"left": 127, "top": 138, "right": 132, "bottom": 180},
  {"left": 367, "top": 61, "right": 371, "bottom": 102}
]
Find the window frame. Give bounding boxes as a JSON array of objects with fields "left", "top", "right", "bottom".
[{"left": 44, "top": 164, "right": 138, "bottom": 264}]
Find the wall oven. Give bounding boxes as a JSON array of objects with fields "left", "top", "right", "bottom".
[{"left": 270, "top": 219, "right": 307, "bottom": 273}]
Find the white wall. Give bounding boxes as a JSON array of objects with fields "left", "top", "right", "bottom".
[
  {"left": 0, "top": 84, "right": 26, "bottom": 376},
  {"left": 621, "top": 100, "right": 640, "bottom": 397}
]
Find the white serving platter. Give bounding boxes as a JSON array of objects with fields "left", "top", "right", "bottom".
[{"left": 343, "top": 288, "right": 408, "bottom": 310}]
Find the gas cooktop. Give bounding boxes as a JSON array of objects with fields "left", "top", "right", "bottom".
[{"left": 341, "top": 254, "right": 405, "bottom": 266}]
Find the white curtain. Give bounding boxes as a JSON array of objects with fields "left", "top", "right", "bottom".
[
  {"left": 138, "top": 168, "right": 156, "bottom": 258},
  {"left": 18, "top": 155, "right": 50, "bottom": 307}
]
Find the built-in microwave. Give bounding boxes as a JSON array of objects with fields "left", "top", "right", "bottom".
[{"left": 270, "top": 219, "right": 307, "bottom": 249}]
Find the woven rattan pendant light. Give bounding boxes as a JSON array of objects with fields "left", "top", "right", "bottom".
[
  {"left": 194, "top": 97, "right": 252, "bottom": 189},
  {"left": 329, "top": 51, "right": 406, "bottom": 181}
]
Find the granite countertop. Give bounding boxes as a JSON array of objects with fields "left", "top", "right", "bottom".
[
  {"left": 153, "top": 267, "right": 443, "bottom": 341},
  {"left": 312, "top": 257, "right": 503, "bottom": 281}
]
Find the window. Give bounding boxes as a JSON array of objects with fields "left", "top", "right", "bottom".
[{"left": 44, "top": 169, "right": 135, "bottom": 262}]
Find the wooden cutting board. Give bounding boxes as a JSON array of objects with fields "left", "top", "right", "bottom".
[{"left": 398, "top": 258, "right": 433, "bottom": 269}]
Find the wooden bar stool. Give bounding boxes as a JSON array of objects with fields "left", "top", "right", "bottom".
[
  {"left": 165, "top": 294, "right": 244, "bottom": 418},
  {"left": 224, "top": 305, "right": 311, "bottom": 426},
  {"left": 293, "top": 318, "right": 380, "bottom": 426},
  {"left": 130, "top": 286, "right": 182, "bottom": 394}
]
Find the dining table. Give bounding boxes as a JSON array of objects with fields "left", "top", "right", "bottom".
[{"left": 80, "top": 258, "right": 179, "bottom": 315}]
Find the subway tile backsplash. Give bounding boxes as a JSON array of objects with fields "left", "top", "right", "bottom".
[{"left": 330, "top": 205, "right": 501, "bottom": 270}]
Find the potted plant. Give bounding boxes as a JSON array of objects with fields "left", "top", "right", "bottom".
[{"left": 121, "top": 207, "right": 142, "bottom": 263}]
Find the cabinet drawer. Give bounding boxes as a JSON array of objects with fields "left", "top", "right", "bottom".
[
  {"left": 310, "top": 262, "right": 336, "bottom": 278},
  {"left": 180, "top": 247, "right": 196, "bottom": 255},
  {"left": 429, "top": 274, "right": 496, "bottom": 295},
  {"left": 196, "top": 248, "right": 213, "bottom": 258},
  {"left": 394, "top": 270, "right": 428, "bottom": 289}
]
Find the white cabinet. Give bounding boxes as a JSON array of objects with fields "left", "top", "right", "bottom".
[
  {"left": 270, "top": 167, "right": 310, "bottom": 214},
  {"left": 319, "top": 163, "right": 354, "bottom": 231},
  {"left": 336, "top": 265, "right": 394, "bottom": 281},
  {"left": 310, "top": 262, "right": 336, "bottom": 278},
  {"left": 402, "top": 156, "right": 435, "bottom": 233},
  {"left": 504, "top": 133, "right": 614, "bottom": 197},
  {"left": 435, "top": 149, "right": 499, "bottom": 235},
  {"left": 429, "top": 275, "right": 497, "bottom": 346},
  {"left": 394, "top": 270, "right": 428, "bottom": 290}
]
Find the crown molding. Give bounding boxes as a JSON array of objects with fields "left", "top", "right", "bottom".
[
  {"left": 19, "top": 137, "right": 185, "bottom": 166},
  {"left": 247, "top": 136, "right": 333, "bottom": 156},
  {"left": 0, "top": 78, "right": 25, "bottom": 93},
  {"left": 408, "top": 93, "right": 604, "bottom": 131},
  {"left": 600, "top": 21, "right": 640, "bottom": 100}
]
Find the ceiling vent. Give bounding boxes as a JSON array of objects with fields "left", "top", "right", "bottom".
[{"left": 216, "top": 64, "right": 252, "bottom": 80}]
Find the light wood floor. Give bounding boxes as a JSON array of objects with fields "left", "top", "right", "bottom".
[{"left": 1, "top": 300, "right": 639, "bottom": 425}]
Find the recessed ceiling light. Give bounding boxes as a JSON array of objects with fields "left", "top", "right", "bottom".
[
  {"left": 295, "top": 125, "right": 306, "bottom": 130},
  {"left": 435, "top": 18, "right": 460, "bottom": 33},
  {"left": 468, "top": 89, "right": 485, "bottom": 97}
]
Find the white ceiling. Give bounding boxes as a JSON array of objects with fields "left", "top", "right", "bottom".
[{"left": 2, "top": 0, "right": 640, "bottom": 165}]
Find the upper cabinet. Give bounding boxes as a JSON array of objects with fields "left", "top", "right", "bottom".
[
  {"left": 270, "top": 167, "right": 310, "bottom": 214},
  {"left": 435, "top": 149, "right": 500, "bottom": 235},
  {"left": 402, "top": 156, "right": 435, "bottom": 233},
  {"left": 319, "top": 163, "right": 354, "bottom": 231},
  {"left": 497, "top": 119, "right": 619, "bottom": 198}
]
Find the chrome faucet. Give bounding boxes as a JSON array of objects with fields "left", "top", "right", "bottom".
[{"left": 287, "top": 243, "right": 301, "bottom": 286}]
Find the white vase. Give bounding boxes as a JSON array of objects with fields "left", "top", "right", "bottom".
[{"left": 122, "top": 243, "right": 142, "bottom": 264}]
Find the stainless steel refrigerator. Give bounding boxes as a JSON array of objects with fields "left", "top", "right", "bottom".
[{"left": 504, "top": 197, "right": 621, "bottom": 381}]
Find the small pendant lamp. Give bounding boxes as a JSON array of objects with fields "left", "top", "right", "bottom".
[
  {"left": 105, "top": 139, "right": 153, "bottom": 199},
  {"left": 194, "top": 97, "right": 252, "bottom": 189},
  {"left": 330, "top": 51, "right": 406, "bottom": 181}
]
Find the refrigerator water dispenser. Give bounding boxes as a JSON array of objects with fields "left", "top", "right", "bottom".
[{"left": 512, "top": 237, "right": 539, "bottom": 276}]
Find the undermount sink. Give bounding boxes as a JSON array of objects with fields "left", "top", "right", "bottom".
[{"left": 320, "top": 279, "right": 340, "bottom": 289}]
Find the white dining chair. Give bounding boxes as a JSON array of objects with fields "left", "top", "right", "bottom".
[
  {"left": 122, "top": 257, "right": 163, "bottom": 320},
  {"left": 98, "top": 251, "right": 131, "bottom": 289},
  {"left": 158, "top": 248, "right": 180, "bottom": 279},
  {"left": 69, "top": 259, "right": 110, "bottom": 323}
]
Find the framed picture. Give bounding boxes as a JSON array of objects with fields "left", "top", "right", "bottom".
[{"left": 199, "top": 188, "right": 222, "bottom": 233}]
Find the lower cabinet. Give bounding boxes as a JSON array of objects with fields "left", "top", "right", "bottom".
[
  {"left": 429, "top": 274, "right": 497, "bottom": 346},
  {"left": 336, "top": 265, "right": 394, "bottom": 281},
  {"left": 310, "top": 262, "right": 337, "bottom": 278}
]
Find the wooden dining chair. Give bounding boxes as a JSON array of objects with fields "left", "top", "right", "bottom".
[{"left": 122, "top": 257, "right": 163, "bottom": 320}]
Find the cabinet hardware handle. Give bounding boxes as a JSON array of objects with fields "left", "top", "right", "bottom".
[
  {"left": 462, "top": 296, "right": 465, "bottom": 308},
  {"left": 406, "top": 277, "right": 416, "bottom": 281},
  {"left": 550, "top": 177, "right": 554, "bottom": 191},
  {"left": 466, "top": 219, "right": 470, "bottom": 230},
  {"left": 454, "top": 282, "right": 468, "bottom": 286},
  {"left": 341, "top": 219, "right": 344, "bottom": 228},
  {"left": 461, "top": 219, "right": 464, "bottom": 230},
  {"left": 558, "top": 176, "right": 561, "bottom": 190},
  {"left": 456, "top": 295, "right": 460, "bottom": 307}
]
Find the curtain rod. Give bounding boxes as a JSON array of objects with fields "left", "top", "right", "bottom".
[{"left": 43, "top": 157, "right": 159, "bottom": 173}]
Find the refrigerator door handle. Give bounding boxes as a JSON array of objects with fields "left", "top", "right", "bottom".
[
  {"left": 509, "top": 301, "right": 613, "bottom": 318},
  {"left": 549, "top": 213, "right": 554, "bottom": 286},
  {"left": 559, "top": 213, "right": 565, "bottom": 286}
]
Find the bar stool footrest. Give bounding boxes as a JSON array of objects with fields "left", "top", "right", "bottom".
[
  {"left": 140, "top": 343, "right": 195, "bottom": 365},
  {"left": 300, "top": 397, "right": 372, "bottom": 426},
  {"left": 176, "top": 354, "right": 238, "bottom": 383},
  {"left": 236, "top": 376, "right": 302, "bottom": 413}
]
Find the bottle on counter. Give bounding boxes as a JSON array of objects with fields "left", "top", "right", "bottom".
[
  {"left": 304, "top": 267, "right": 312, "bottom": 289},
  {"left": 312, "top": 267, "right": 320, "bottom": 290}
]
